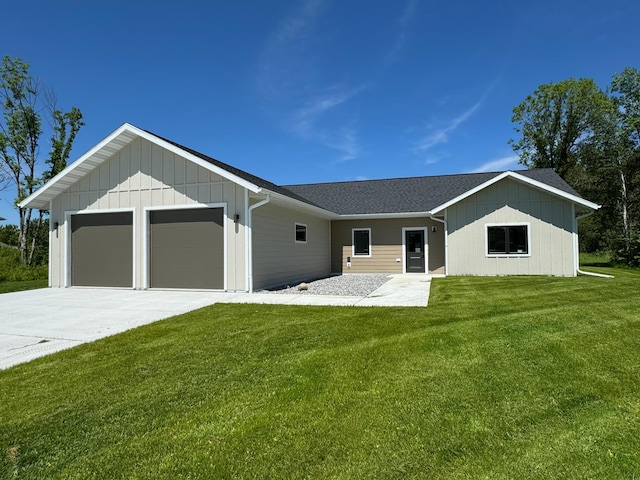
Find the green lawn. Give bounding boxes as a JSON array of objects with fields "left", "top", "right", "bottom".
[
  {"left": 1, "top": 269, "right": 639, "bottom": 479},
  {"left": 0, "top": 279, "right": 47, "bottom": 294}
]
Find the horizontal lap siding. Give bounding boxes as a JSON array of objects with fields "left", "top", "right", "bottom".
[
  {"left": 49, "top": 137, "right": 247, "bottom": 290},
  {"left": 331, "top": 218, "right": 445, "bottom": 274},
  {"left": 252, "top": 204, "right": 330, "bottom": 290},
  {"left": 446, "top": 178, "right": 575, "bottom": 276}
]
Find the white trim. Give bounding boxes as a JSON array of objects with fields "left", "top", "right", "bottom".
[
  {"left": 430, "top": 214, "right": 448, "bottom": 276},
  {"left": 20, "top": 123, "right": 263, "bottom": 210},
  {"left": 352, "top": 227, "right": 372, "bottom": 258},
  {"left": 431, "top": 171, "right": 600, "bottom": 214},
  {"left": 402, "top": 227, "right": 428, "bottom": 274},
  {"left": 142, "top": 202, "right": 227, "bottom": 290},
  {"left": 338, "top": 211, "right": 432, "bottom": 220},
  {"left": 48, "top": 200, "right": 53, "bottom": 288},
  {"left": 247, "top": 194, "right": 271, "bottom": 293},
  {"left": 485, "top": 222, "right": 531, "bottom": 258},
  {"left": 572, "top": 203, "right": 578, "bottom": 276},
  {"left": 244, "top": 189, "right": 250, "bottom": 292},
  {"left": 64, "top": 207, "right": 136, "bottom": 288},
  {"left": 294, "top": 222, "right": 308, "bottom": 244}
]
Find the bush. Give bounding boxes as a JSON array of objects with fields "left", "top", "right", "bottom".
[
  {"left": 0, "top": 246, "right": 48, "bottom": 282},
  {"left": 611, "top": 234, "right": 640, "bottom": 267}
]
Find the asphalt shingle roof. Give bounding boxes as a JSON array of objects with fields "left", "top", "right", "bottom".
[
  {"left": 144, "top": 129, "right": 582, "bottom": 216},
  {"left": 284, "top": 169, "right": 580, "bottom": 215}
]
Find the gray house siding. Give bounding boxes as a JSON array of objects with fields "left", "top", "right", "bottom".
[
  {"left": 49, "top": 137, "right": 247, "bottom": 290},
  {"left": 446, "top": 178, "right": 576, "bottom": 276},
  {"left": 251, "top": 203, "right": 331, "bottom": 290}
]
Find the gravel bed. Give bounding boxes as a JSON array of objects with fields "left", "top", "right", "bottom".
[{"left": 258, "top": 274, "right": 391, "bottom": 296}]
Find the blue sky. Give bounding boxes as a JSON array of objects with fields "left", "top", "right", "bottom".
[{"left": 0, "top": 0, "right": 638, "bottom": 224}]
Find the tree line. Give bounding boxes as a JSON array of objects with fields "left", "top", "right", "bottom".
[
  {"left": 0, "top": 56, "right": 83, "bottom": 266},
  {"left": 0, "top": 56, "right": 638, "bottom": 269},
  {"left": 510, "top": 67, "right": 640, "bottom": 266}
]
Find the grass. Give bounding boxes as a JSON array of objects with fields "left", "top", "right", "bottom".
[
  {"left": 580, "top": 251, "right": 613, "bottom": 267},
  {"left": 1, "top": 269, "right": 639, "bottom": 479},
  {"left": 0, "top": 279, "right": 47, "bottom": 294}
]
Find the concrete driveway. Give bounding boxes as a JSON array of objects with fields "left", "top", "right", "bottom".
[
  {"left": 0, "top": 275, "right": 434, "bottom": 370},
  {"left": 0, "top": 289, "right": 221, "bottom": 370}
]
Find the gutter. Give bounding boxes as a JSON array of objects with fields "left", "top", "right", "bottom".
[
  {"left": 574, "top": 210, "right": 614, "bottom": 278},
  {"left": 246, "top": 193, "right": 271, "bottom": 292}
]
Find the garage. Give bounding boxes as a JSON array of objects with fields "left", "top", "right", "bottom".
[
  {"left": 149, "top": 208, "right": 224, "bottom": 289},
  {"left": 71, "top": 211, "right": 134, "bottom": 287}
]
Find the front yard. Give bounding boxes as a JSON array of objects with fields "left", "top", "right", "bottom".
[{"left": 1, "top": 268, "right": 638, "bottom": 479}]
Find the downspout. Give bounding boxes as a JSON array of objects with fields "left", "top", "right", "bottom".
[
  {"left": 428, "top": 213, "right": 448, "bottom": 276},
  {"left": 246, "top": 194, "right": 270, "bottom": 292},
  {"left": 575, "top": 210, "right": 614, "bottom": 278}
]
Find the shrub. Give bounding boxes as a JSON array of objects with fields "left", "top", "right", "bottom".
[{"left": 0, "top": 246, "right": 48, "bottom": 282}]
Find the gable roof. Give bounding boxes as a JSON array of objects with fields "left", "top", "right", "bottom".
[
  {"left": 284, "top": 168, "right": 596, "bottom": 215},
  {"left": 20, "top": 123, "right": 324, "bottom": 211},
  {"left": 20, "top": 123, "right": 599, "bottom": 215}
]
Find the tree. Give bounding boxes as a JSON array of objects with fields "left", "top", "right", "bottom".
[
  {"left": 0, "top": 56, "right": 84, "bottom": 265},
  {"left": 510, "top": 70, "right": 640, "bottom": 266},
  {"left": 609, "top": 67, "right": 640, "bottom": 264},
  {"left": 509, "top": 78, "right": 612, "bottom": 179}
]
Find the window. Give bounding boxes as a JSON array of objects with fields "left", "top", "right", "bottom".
[
  {"left": 487, "top": 224, "right": 529, "bottom": 256},
  {"left": 295, "top": 223, "right": 307, "bottom": 243},
  {"left": 352, "top": 228, "right": 371, "bottom": 256}
]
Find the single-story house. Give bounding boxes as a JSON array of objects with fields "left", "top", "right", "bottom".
[{"left": 20, "top": 123, "right": 600, "bottom": 292}]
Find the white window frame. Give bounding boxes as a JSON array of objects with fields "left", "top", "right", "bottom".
[
  {"left": 352, "top": 228, "right": 372, "bottom": 257},
  {"left": 295, "top": 222, "right": 307, "bottom": 244},
  {"left": 485, "top": 222, "right": 531, "bottom": 257}
]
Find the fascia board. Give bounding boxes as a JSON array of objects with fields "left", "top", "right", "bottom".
[
  {"left": 430, "top": 171, "right": 600, "bottom": 214},
  {"left": 336, "top": 211, "right": 434, "bottom": 220},
  {"left": 20, "top": 123, "right": 262, "bottom": 210},
  {"left": 507, "top": 171, "right": 601, "bottom": 210},
  {"left": 20, "top": 123, "right": 135, "bottom": 209},
  {"left": 263, "top": 189, "right": 339, "bottom": 219},
  {"left": 130, "top": 126, "right": 261, "bottom": 193}
]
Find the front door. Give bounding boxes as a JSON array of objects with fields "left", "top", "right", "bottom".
[{"left": 405, "top": 230, "right": 426, "bottom": 273}]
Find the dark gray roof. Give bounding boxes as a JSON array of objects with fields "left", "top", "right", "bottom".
[
  {"left": 284, "top": 169, "right": 581, "bottom": 215},
  {"left": 143, "top": 129, "right": 582, "bottom": 216},
  {"left": 143, "top": 129, "right": 321, "bottom": 208}
]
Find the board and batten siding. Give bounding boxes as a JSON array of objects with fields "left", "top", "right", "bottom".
[
  {"left": 251, "top": 203, "right": 331, "bottom": 290},
  {"left": 49, "top": 137, "right": 247, "bottom": 290},
  {"left": 331, "top": 218, "right": 445, "bottom": 274},
  {"left": 446, "top": 178, "right": 575, "bottom": 276}
]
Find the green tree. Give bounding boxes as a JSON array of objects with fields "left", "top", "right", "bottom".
[
  {"left": 509, "top": 78, "right": 612, "bottom": 180},
  {"left": 510, "top": 70, "right": 640, "bottom": 266},
  {"left": 609, "top": 67, "right": 640, "bottom": 264},
  {"left": 0, "top": 56, "right": 84, "bottom": 265}
]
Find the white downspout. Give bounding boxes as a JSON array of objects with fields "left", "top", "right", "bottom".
[
  {"left": 575, "top": 210, "right": 613, "bottom": 278},
  {"left": 429, "top": 213, "right": 448, "bottom": 276},
  {"left": 247, "top": 194, "right": 270, "bottom": 292}
]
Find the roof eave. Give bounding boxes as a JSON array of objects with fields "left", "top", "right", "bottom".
[
  {"left": 429, "top": 171, "right": 600, "bottom": 214},
  {"left": 19, "top": 123, "right": 263, "bottom": 211},
  {"left": 261, "top": 189, "right": 339, "bottom": 219},
  {"left": 336, "top": 211, "right": 436, "bottom": 220}
]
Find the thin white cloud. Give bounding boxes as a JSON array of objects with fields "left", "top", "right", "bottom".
[
  {"left": 255, "top": 0, "right": 364, "bottom": 162},
  {"left": 414, "top": 98, "right": 484, "bottom": 152},
  {"left": 470, "top": 155, "right": 520, "bottom": 173},
  {"left": 384, "top": 0, "right": 418, "bottom": 64},
  {"left": 256, "top": 0, "right": 325, "bottom": 100}
]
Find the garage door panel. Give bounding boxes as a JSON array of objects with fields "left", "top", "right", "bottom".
[
  {"left": 150, "top": 208, "right": 224, "bottom": 289},
  {"left": 71, "top": 212, "right": 133, "bottom": 287}
]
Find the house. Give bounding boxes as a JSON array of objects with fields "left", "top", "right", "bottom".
[{"left": 20, "top": 123, "right": 600, "bottom": 292}]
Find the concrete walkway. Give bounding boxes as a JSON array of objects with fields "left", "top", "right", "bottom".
[{"left": 0, "top": 274, "right": 435, "bottom": 370}]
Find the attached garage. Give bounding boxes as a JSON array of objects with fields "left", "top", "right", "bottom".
[
  {"left": 149, "top": 207, "right": 225, "bottom": 289},
  {"left": 71, "top": 211, "right": 133, "bottom": 287}
]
